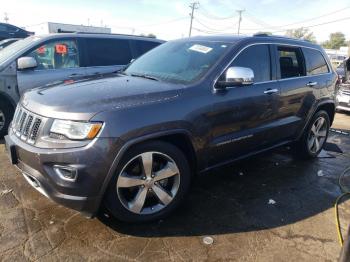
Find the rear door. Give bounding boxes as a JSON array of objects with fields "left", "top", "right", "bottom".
[
  {"left": 274, "top": 45, "right": 311, "bottom": 141},
  {"left": 16, "top": 38, "right": 84, "bottom": 94},
  {"left": 82, "top": 37, "right": 133, "bottom": 76},
  {"left": 130, "top": 40, "right": 162, "bottom": 58}
]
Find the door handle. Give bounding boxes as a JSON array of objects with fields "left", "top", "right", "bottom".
[
  {"left": 264, "top": 88, "right": 279, "bottom": 94},
  {"left": 306, "top": 81, "right": 318, "bottom": 87}
]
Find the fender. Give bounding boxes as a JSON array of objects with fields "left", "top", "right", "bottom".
[
  {"left": 296, "top": 99, "right": 335, "bottom": 140},
  {"left": 0, "top": 90, "right": 17, "bottom": 108},
  {"left": 92, "top": 128, "right": 195, "bottom": 215}
]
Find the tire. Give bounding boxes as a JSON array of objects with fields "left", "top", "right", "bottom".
[
  {"left": 103, "top": 141, "right": 191, "bottom": 223},
  {"left": 297, "top": 110, "right": 330, "bottom": 159},
  {"left": 0, "top": 100, "right": 14, "bottom": 138}
]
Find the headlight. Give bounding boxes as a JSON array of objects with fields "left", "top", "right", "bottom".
[{"left": 50, "top": 120, "right": 102, "bottom": 140}]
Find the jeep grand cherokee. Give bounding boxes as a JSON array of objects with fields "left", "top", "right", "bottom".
[{"left": 5, "top": 35, "right": 336, "bottom": 222}]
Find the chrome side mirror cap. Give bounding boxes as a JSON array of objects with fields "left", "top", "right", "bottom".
[
  {"left": 216, "top": 66, "right": 254, "bottom": 89},
  {"left": 17, "top": 57, "right": 37, "bottom": 70}
]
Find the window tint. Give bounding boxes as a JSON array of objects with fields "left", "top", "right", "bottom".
[
  {"left": 0, "top": 24, "right": 7, "bottom": 31},
  {"left": 303, "top": 48, "right": 329, "bottom": 75},
  {"left": 278, "top": 46, "right": 305, "bottom": 79},
  {"left": 26, "top": 39, "right": 79, "bottom": 70},
  {"left": 132, "top": 40, "right": 161, "bottom": 58},
  {"left": 230, "top": 45, "right": 271, "bottom": 83},
  {"left": 85, "top": 38, "right": 132, "bottom": 66}
]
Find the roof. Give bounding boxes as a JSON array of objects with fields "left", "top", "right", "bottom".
[
  {"left": 34, "top": 32, "right": 165, "bottom": 43},
  {"left": 187, "top": 34, "right": 321, "bottom": 49}
]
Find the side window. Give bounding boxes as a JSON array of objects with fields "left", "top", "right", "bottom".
[
  {"left": 230, "top": 44, "right": 271, "bottom": 83},
  {"left": 133, "top": 40, "right": 161, "bottom": 58},
  {"left": 303, "top": 48, "right": 329, "bottom": 75},
  {"left": 278, "top": 46, "right": 305, "bottom": 79},
  {"left": 26, "top": 39, "right": 79, "bottom": 70},
  {"left": 85, "top": 38, "right": 132, "bottom": 66}
]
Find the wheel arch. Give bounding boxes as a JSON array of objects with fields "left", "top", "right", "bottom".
[
  {"left": 0, "top": 91, "right": 16, "bottom": 109},
  {"left": 94, "top": 129, "right": 197, "bottom": 215}
]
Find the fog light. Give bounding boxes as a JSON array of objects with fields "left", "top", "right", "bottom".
[{"left": 53, "top": 165, "right": 78, "bottom": 182}]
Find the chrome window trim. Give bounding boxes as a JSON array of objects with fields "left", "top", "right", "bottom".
[{"left": 213, "top": 42, "right": 333, "bottom": 90}]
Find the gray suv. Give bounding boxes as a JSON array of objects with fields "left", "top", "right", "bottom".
[
  {"left": 5, "top": 35, "right": 336, "bottom": 223},
  {"left": 0, "top": 33, "right": 164, "bottom": 136}
]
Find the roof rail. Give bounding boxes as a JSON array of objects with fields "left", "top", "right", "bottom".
[
  {"left": 63, "top": 31, "right": 158, "bottom": 39},
  {"left": 253, "top": 33, "right": 313, "bottom": 43}
]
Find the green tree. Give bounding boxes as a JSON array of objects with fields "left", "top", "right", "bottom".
[
  {"left": 322, "top": 32, "right": 346, "bottom": 49},
  {"left": 255, "top": 31, "right": 272, "bottom": 36},
  {"left": 285, "top": 27, "right": 316, "bottom": 43}
]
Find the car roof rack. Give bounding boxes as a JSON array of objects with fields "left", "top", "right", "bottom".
[
  {"left": 253, "top": 33, "right": 313, "bottom": 43},
  {"left": 65, "top": 31, "right": 158, "bottom": 39}
]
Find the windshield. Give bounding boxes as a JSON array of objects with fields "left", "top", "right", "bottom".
[
  {"left": 125, "top": 40, "right": 232, "bottom": 84},
  {"left": 0, "top": 36, "right": 41, "bottom": 65}
]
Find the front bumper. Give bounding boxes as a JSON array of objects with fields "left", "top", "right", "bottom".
[{"left": 4, "top": 129, "right": 121, "bottom": 217}]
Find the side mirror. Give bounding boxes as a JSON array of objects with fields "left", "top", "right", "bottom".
[
  {"left": 216, "top": 66, "right": 254, "bottom": 89},
  {"left": 17, "top": 57, "right": 37, "bottom": 70}
]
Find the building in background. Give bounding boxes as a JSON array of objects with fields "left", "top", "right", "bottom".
[{"left": 25, "top": 22, "right": 111, "bottom": 35}]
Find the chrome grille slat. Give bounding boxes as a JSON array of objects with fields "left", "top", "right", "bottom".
[{"left": 12, "top": 106, "right": 43, "bottom": 144}]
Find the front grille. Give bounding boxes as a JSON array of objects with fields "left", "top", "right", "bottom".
[{"left": 12, "top": 106, "right": 43, "bottom": 144}]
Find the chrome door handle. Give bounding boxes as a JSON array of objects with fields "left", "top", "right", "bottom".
[
  {"left": 306, "top": 82, "right": 318, "bottom": 87},
  {"left": 264, "top": 88, "right": 279, "bottom": 94}
]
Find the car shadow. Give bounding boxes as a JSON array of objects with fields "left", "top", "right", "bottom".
[
  {"left": 98, "top": 145, "right": 345, "bottom": 237},
  {"left": 0, "top": 139, "right": 4, "bottom": 145}
]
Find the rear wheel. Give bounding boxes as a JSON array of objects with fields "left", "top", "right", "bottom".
[
  {"left": 0, "top": 100, "right": 14, "bottom": 138},
  {"left": 297, "top": 110, "right": 330, "bottom": 158},
  {"left": 104, "top": 141, "right": 191, "bottom": 223}
]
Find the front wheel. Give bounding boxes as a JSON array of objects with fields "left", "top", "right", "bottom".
[
  {"left": 103, "top": 141, "right": 191, "bottom": 223},
  {"left": 297, "top": 110, "right": 330, "bottom": 158},
  {"left": 0, "top": 100, "right": 14, "bottom": 138}
]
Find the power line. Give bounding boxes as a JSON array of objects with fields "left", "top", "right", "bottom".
[
  {"left": 271, "top": 16, "right": 350, "bottom": 33},
  {"left": 194, "top": 18, "right": 237, "bottom": 32},
  {"left": 198, "top": 6, "right": 237, "bottom": 20},
  {"left": 188, "top": 2, "right": 200, "bottom": 37}
]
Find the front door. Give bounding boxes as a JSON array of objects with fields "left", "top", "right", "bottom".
[
  {"left": 17, "top": 38, "right": 85, "bottom": 95},
  {"left": 208, "top": 44, "right": 281, "bottom": 166}
]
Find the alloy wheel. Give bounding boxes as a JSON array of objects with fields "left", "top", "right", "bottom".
[
  {"left": 116, "top": 151, "right": 180, "bottom": 215},
  {"left": 307, "top": 116, "right": 328, "bottom": 154}
]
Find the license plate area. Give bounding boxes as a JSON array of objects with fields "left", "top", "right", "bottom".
[{"left": 4, "top": 136, "right": 18, "bottom": 165}]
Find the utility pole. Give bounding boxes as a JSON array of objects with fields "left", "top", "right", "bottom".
[
  {"left": 188, "top": 2, "right": 199, "bottom": 37},
  {"left": 4, "top": 12, "right": 9, "bottom": 23},
  {"left": 236, "top": 9, "right": 245, "bottom": 35}
]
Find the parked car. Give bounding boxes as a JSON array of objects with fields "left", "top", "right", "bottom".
[
  {"left": 0, "top": 33, "right": 164, "bottom": 136},
  {"left": 0, "top": 38, "right": 19, "bottom": 50},
  {"left": 336, "top": 83, "right": 350, "bottom": 112},
  {"left": 5, "top": 35, "right": 336, "bottom": 222},
  {"left": 0, "top": 22, "right": 33, "bottom": 41}
]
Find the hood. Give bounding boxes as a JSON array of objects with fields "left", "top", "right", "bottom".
[{"left": 22, "top": 74, "right": 184, "bottom": 121}]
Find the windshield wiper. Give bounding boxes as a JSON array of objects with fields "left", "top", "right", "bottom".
[{"left": 130, "top": 73, "right": 160, "bottom": 81}]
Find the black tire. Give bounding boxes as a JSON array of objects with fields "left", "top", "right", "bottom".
[
  {"left": 297, "top": 110, "right": 330, "bottom": 159},
  {"left": 103, "top": 141, "right": 191, "bottom": 223},
  {"left": 0, "top": 99, "right": 14, "bottom": 138}
]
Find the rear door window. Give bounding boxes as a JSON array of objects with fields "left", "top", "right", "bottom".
[
  {"left": 131, "top": 40, "right": 161, "bottom": 58},
  {"left": 303, "top": 48, "right": 329, "bottom": 75},
  {"left": 278, "top": 46, "right": 305, "bottom": 79},
  {"left": 84, "top": 38, "right": 132, "bottom": 66},
  {"left": 26, "top": 39, "right": 79, "bottom": 70},
  {"left": 230, "top": 44, "right": 271, "bottom": 83}
]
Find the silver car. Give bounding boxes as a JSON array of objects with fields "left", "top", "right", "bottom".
[{"left": 0, "top": 33, "right": 164, "bottom": 136}]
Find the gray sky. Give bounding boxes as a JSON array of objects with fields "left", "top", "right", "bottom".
[{"left": 3, "top": 0, "right": 350, "bottom": 42}]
